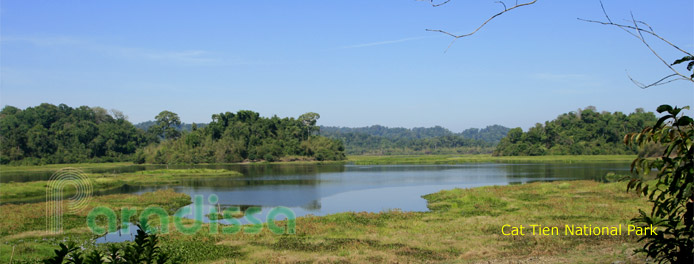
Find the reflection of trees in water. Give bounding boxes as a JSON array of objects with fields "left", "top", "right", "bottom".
[
  {"left": 500, "top": 163, "right": 629, "bottom": 182},
  {"left": 301, "top": 200, "right": 322, "bottom": 211},
  {"left": 0, "top": 170, "right": 54, "bottom": 183},
  {"left": 218, "top": 204, "right": 258, "bottom": 214},
  {"left": 216, "top": 164, "right": 346, "bottom": 177},
  {"left": 177, "top": 178, "right": 321, "bottom": 188},
  {"left": 217, "top": 202, "right": 322, "bottom": 214}
]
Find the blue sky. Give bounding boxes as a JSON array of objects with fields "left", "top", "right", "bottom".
[{"left": 1, "top": 0, "right": 692, "bottom": 131}]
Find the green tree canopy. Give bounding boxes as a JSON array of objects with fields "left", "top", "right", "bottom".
[
  {"left": 493, "top": 107, "right": 657, "bottom": 156},
  {"left": 150, "top": 110, "right": 182, "bottom": 140}
]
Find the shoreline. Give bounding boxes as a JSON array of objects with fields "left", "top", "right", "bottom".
[
  {"left": 1, "top": 179, "right": 650, "bottom": 263},
  {"left": 0, "top": 153, "right": 635, "bottom": 170}
]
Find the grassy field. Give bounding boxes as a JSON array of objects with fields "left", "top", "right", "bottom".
[
  {"left": 0, "top": 179, "right": 651, "bottom": 263},
  {"left": 0, "top": 154, "right": 635, "bottom": 170},
  {"left": 0, "top": 168, "right": 242, "bottom": 203},
  {"left": 347, "top": 154, "right": 636, "bottom": 165},
  {"left": 0, "top": 189, "right": 192, "bottom": 262},
  {"left": 0, "top": 162, "right": 135, "bottom": 173}
]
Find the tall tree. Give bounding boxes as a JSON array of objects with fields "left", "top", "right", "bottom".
[
  {"left": 150, "top": 110, "right": 182, "bottom": 140},
  {"left": 298, "top": 112, "right": 320, "bottom": 139}
]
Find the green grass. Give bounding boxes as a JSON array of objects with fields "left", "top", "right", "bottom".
[
  {"left": 0, "top": 189, "right": 192, "bottom": 263},
  {"left": 0, "top": 168, "right": 242, "bottom": 203},
  {"left": 1, "top": 179, "right": 653, "bottom": 263},
  {"left": 0, "top": 162, "right": 134, "bottom": 173},
  {"left": 0, "top": 159, "right": 650, "bottom": 263},
  {"left": 348, "top": 154, "right": 636, "bottom": 165},
  {"left": 0, "top": 153, "right": 628, "bottom": 169},
  {"left": 135, "top": 168, "right": 242, "bottom": 176}
]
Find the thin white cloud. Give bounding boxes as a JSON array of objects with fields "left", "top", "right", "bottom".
[
  {"left": 2, "top": 35, "right": 219, "bottom": 65},
  {"left": 1, "top": 35, "right": 82, "bottom": 46},
  {"left": 531, "top": 73, "right": 590, "bottom": 81},
  {"left": 339, "top": 36, "right": 433, "bottom": 49}
]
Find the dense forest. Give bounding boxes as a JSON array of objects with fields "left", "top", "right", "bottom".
[
  {"left": 0, "top": 104, "right": 344, "bottom": 165},
  {"left": 0, "top": 104, "right": 152, "bottom": 164},
  {"left": 0, "top": 104, "right": 662, "bottom": 164},
  {"left": 134, "top": 120, "right": 207, "bottom": 132},
  {"left": 493, "top": 107, "right": 657, "bottom": 156},
  {"left": 320, "top": 125, "right": 510, "bottom": 155},
  {"left": 138, "top": 111, "right": 345, "bottom": 163}
]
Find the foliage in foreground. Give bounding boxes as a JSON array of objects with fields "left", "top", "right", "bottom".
[
  {"left": 43, "top": 224, "right": 179, "bottom": 264},
  {"left": 626, "top": 104, "right": 693, "bottom": 263},
  {"left": 494, "top": 106, "right": 657, "bottom": 156}
]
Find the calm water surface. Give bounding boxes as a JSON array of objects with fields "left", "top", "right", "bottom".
[
  {"left": 141, "top": 163, "right": 628, "bottom": 216},
  {"left": 2, "top": 162, "right": 629, "bottom": 243}
]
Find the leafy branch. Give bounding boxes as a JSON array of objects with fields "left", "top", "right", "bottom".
[{"left": 625, "top": 104, "right": 694, "bottom": 263}]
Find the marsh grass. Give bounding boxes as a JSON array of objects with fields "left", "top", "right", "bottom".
[
  {"left": 135, "top": 168, "right": 242, "bottom": 176},
  {"left": 0, "top": 189, "right": 191, "bottom": 262},
  {"left": 348, "top": 154, "right": 636, "bottom": 165},
  {"left": 1, "top": 176, "right": 652, "bottom": 263},
  {"left": 0, "top": 169, "right": 242, "bottom": 203},
  {"left": 236, "top": 180, "right": 648, "bottom": 263},
  {"left": 164, "top": 181, "right": 650, "bottom": 263},
  {"left": 0, "top": 162, "right": 134, "bottom": 173}
]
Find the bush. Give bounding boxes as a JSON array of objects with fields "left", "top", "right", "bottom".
[
  {"left": 43, "top": 224, "right": 180, "bottom": 264},
  {"left": 626, "top": 105, "right": 693, "bottom": 263}
]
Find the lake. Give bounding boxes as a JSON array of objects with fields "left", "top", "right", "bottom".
[
  {"left": 2, "top": 162, "right": 631, "bottom": 242},
  {"left": 129, "top": 163, "right": 630, "bottom": 218},
  {"left": 5, "top": 162, "right": 632, "bottom": 215}
]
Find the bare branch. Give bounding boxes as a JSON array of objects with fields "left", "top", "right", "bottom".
[
  {"left": 628, "top": 12, "right": 692, "bottom": 84},
  {"left": 579, "top": 1, "right": 691, "bottom": 57},
  {"left": 424, "top": 0, "right": 538, "bottom": 44},
  {"left": 495, "top": 1, "right": 507, "bottom": 11},
  {"left": 578, "top": 19, "right": 692, "bottom": 57},
  {"left": 416, "top": 0, "right": 452, "bottom": 8},
  {"left": 578, "top": 1, "right": 693, "bottom": 87},
  {"left": 627, "top": 73, "right": 686, "bottom": 89}
]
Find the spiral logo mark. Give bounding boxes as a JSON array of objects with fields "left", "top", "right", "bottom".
[{"left": 46, "top": 168, "right": 93, "bottom": 234}]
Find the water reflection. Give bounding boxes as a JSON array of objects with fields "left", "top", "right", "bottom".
[
  {"left": 4, "top": 163, "right": 629, "bottom": 215},
  {"left": 101, "top": 163, "right": 630, "bottom": 219},
  {"left": 7, "top": 162, "right": 629, "bottom": 243}
]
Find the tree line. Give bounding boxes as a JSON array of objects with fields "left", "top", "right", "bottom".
[
  {"left": 319, "top": 125, "right": 509, "bottom": 155},
  {"left": 137, "top": 111, "right": 345, "bottom": 164},
  {"left": 493, "top": 106, "right": 658, "bottom": 156},
  {"left": 0, "top": 103, "right": 663, "bottom": 164},
  {"left": 0, "top": 104, "right": 152, "bottom": 164},
  {"left": 0, "top": 104, "right": 344, "bottom": 165}
]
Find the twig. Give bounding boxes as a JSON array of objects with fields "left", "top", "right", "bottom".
[
  {"left": 628, "top": 12, "right": 690, "bottom": 81},
  {"left": 417, "top": 0, "right": 452, "bottom": 8},
  {"left": 424, "top": 0, "right": 538, "bottom": 51},
  {"left": 627, "top": 73, "right": 685, "bottom": 89},
  {"left": 579, "top": 1, "right": 693, "bottom": 88},
  {"left": 578, "top": 12, "right": 691, "bottom": 56}
]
